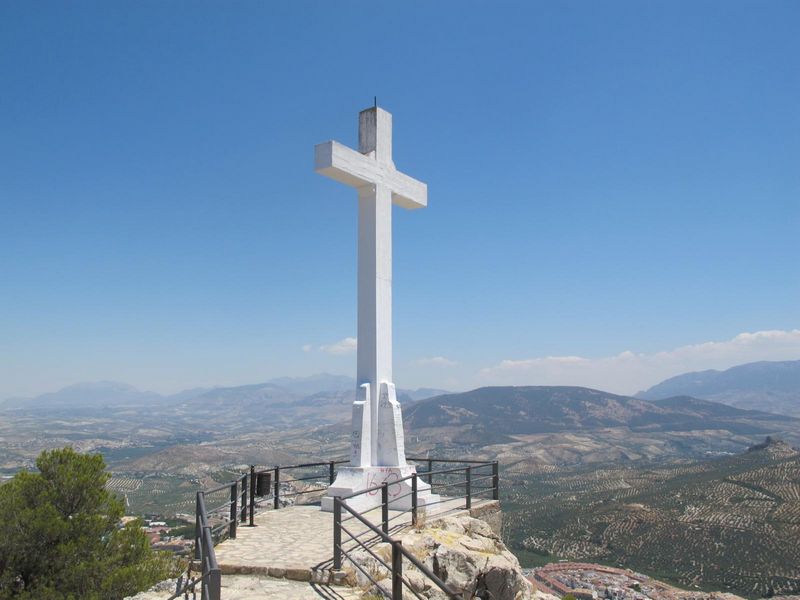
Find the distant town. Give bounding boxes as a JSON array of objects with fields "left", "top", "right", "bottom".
[{"left": 121, "top": 515, "right": 194, "bottom": 556}]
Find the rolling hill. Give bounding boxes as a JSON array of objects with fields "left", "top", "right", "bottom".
[
  {"left": 402, "top": 386, "right": 800, "bottom": 468},
  {"left": 404, "top": 386, "right": 793, "bottom": 436}
]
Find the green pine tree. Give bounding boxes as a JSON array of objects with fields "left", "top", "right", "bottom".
[{"left": 0, "top": 447, "right": 179, "bottom": 599}]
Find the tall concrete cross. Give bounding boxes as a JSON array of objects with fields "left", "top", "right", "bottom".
[{"left": 315, "top": 106, "right": 437, "bottom": 511}]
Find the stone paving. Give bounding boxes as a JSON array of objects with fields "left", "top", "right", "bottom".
[
  {"left": 214, "top": 497, "right": 496, "bottom": 582},
  {"left": 129, "top": 575, "right": 361, "bottom": 600},
  {"left": 217, "top": 575, "right": 361, "bottom": 599}
]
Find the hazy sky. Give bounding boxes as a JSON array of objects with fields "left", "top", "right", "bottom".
[{"left": 1, "top": 1, "right": 798, "bottom": 398}]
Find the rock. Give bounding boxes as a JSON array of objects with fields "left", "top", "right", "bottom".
[
  {"left": 405, "top": 570, "right": 431, "bottom": 594},
  {"left": 122, "top": 577, "right": 178, "bottom": 600},
  {"left": 152, "top": 580, "right": 175, "bottom": 592},
  {"left": 346, "top": 515, "right": 531, "bottom": 600}
]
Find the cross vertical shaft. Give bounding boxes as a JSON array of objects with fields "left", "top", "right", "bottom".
[
  {"left": 358, "top": 182, "right": 392, "bottom": 462},
  {"left": 359, "top": 107, "right": 393, "bottom": 165},
  {"left": 356, "top": 108, "right": 394, "bottom": 462}
]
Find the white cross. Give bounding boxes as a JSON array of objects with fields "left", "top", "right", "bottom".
[{"left": 315, "top": 107, "right": 427, "bottom": 466}]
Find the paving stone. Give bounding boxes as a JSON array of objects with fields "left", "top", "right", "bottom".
[
  {"left": 220, "top": 575, "right": 361, "bottom": 599},
  {"left": 129, "top": 574, "right": 361, "bottom": 600}
]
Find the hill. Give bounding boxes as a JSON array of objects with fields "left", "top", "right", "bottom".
[
  {"left": 637, "top": 360, "right": 800, "bottom": 416},
  {"left": 506, "top": 438, "right": 800, "bottom": 597},
  {"left": 402, "top": 385, "right": 800, "bottom": 469},
  {"left": 405, "top": 385, "right": 792, "bottom": 436}
]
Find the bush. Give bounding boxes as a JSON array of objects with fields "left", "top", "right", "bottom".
[{"left": 0, "top": 448, "right": 179, "bottom": 599}]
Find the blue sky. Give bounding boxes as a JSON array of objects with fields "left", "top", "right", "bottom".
[{"left": 1, "top": 1, "right": 798, "bottom": 398}]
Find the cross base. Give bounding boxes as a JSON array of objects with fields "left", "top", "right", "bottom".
[{"left": 321, "top": 465, "right": 440, "bottom": 513}]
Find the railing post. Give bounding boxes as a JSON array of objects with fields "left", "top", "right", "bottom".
[
  {"left": 427, "top": 458, "right": 433, "bottom": 486},
  {"left": 465, "top": 466, "right": 472, "bottom": 510},
  {"left": 492, "top": 461, "right": 499, "bottom": 501},
  {"left": 333, "top": 497, "right": 342, "bottom": 570},
  {"left": 381, "top": 482, "right": 389, "bottom": 534},
  {"left": 249, "top": 465, "right": 256, "bottom": 526},
  {"left": 174, "top": 575, "right": 183, "bottom": 597},
  {"left": 199, "top": 526, "right": 206, "bottom": 600},
  {"left": 411, "top": 473, "right": 418, "bottom": 527},
  {"left": 194, "top": 492, "right": 201, "bottom": 560},
  {"left": 329, "top": 461, "right": 335, "bottom": 484},
  {"left": 391, "top": 540, "right": 403, "bottom": 600},
  {"left": 229, "top": 482, "right": 238, "bottom": 539},
  {"left": 240, "top": 474, "right": 247, "bottom": 524},
  {"left": 208, "top": 566, "right": 221, "bottom": 600},
  {"left": 274, "top": 466, "right": 281, "bottom": 509},
  {"left": 202, "top": 525, "right": 212, "bottom": 599}
]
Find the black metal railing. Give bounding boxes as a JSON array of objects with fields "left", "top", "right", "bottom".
[
  {"left": 334, "top": 498, "right": 456, "bottom": 600},
  {"left": 191, "top": 473, "right": 248, "bottom": 600},
  {"left": 409, "top": 457, "right": 500, "bottom": 507},
  {"left": 331, "top": 458, "right": 500, "bottom": 600},
  {"left": 247, "top": 460, "right": 349, "bottom": 524},
  {"left": 416, "top": 459, "right": 497, "bottom": 513}
]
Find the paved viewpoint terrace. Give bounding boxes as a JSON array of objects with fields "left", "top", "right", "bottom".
[
  {"left": 216, "top": 497, "right": 495, "bottom": 576},
  {"left": 137, "top": 498, "right": 498, "bottom": 600}
]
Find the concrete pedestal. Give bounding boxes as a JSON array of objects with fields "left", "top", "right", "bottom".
[{"left": 321, "top": 465, "right": 440, "bottom": 513}]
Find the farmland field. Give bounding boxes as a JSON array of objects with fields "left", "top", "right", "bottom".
[
  {"left": 106, "top": 472, "right": 240, "bottom": 516},
  {"left": 503, "top": 441, "right": 800, "bottom": 598}
]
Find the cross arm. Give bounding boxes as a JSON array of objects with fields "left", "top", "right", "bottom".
[
  {"left": 315, "top": 141, "right": 427, "bottom": 210},
  {"left": 315, "top": 141, "right": 378, "bottom": 189},
  {"left": 387, "top": 169, "right": 427, "bottom": 210}
]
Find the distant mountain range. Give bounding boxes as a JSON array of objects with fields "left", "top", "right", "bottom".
[
  {"left": 2, "top": 381, "right": 163, "bottom": 410},
  {"left": 637, "top": 360, "right": 800, "bottom": 416},
  {"left": 0, "top": 375, "right": 448, "bottom": 413}
]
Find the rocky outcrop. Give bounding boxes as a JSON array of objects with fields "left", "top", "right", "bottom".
[{"left": 346, "top": 514, "right": 531, "bottom": 600}]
